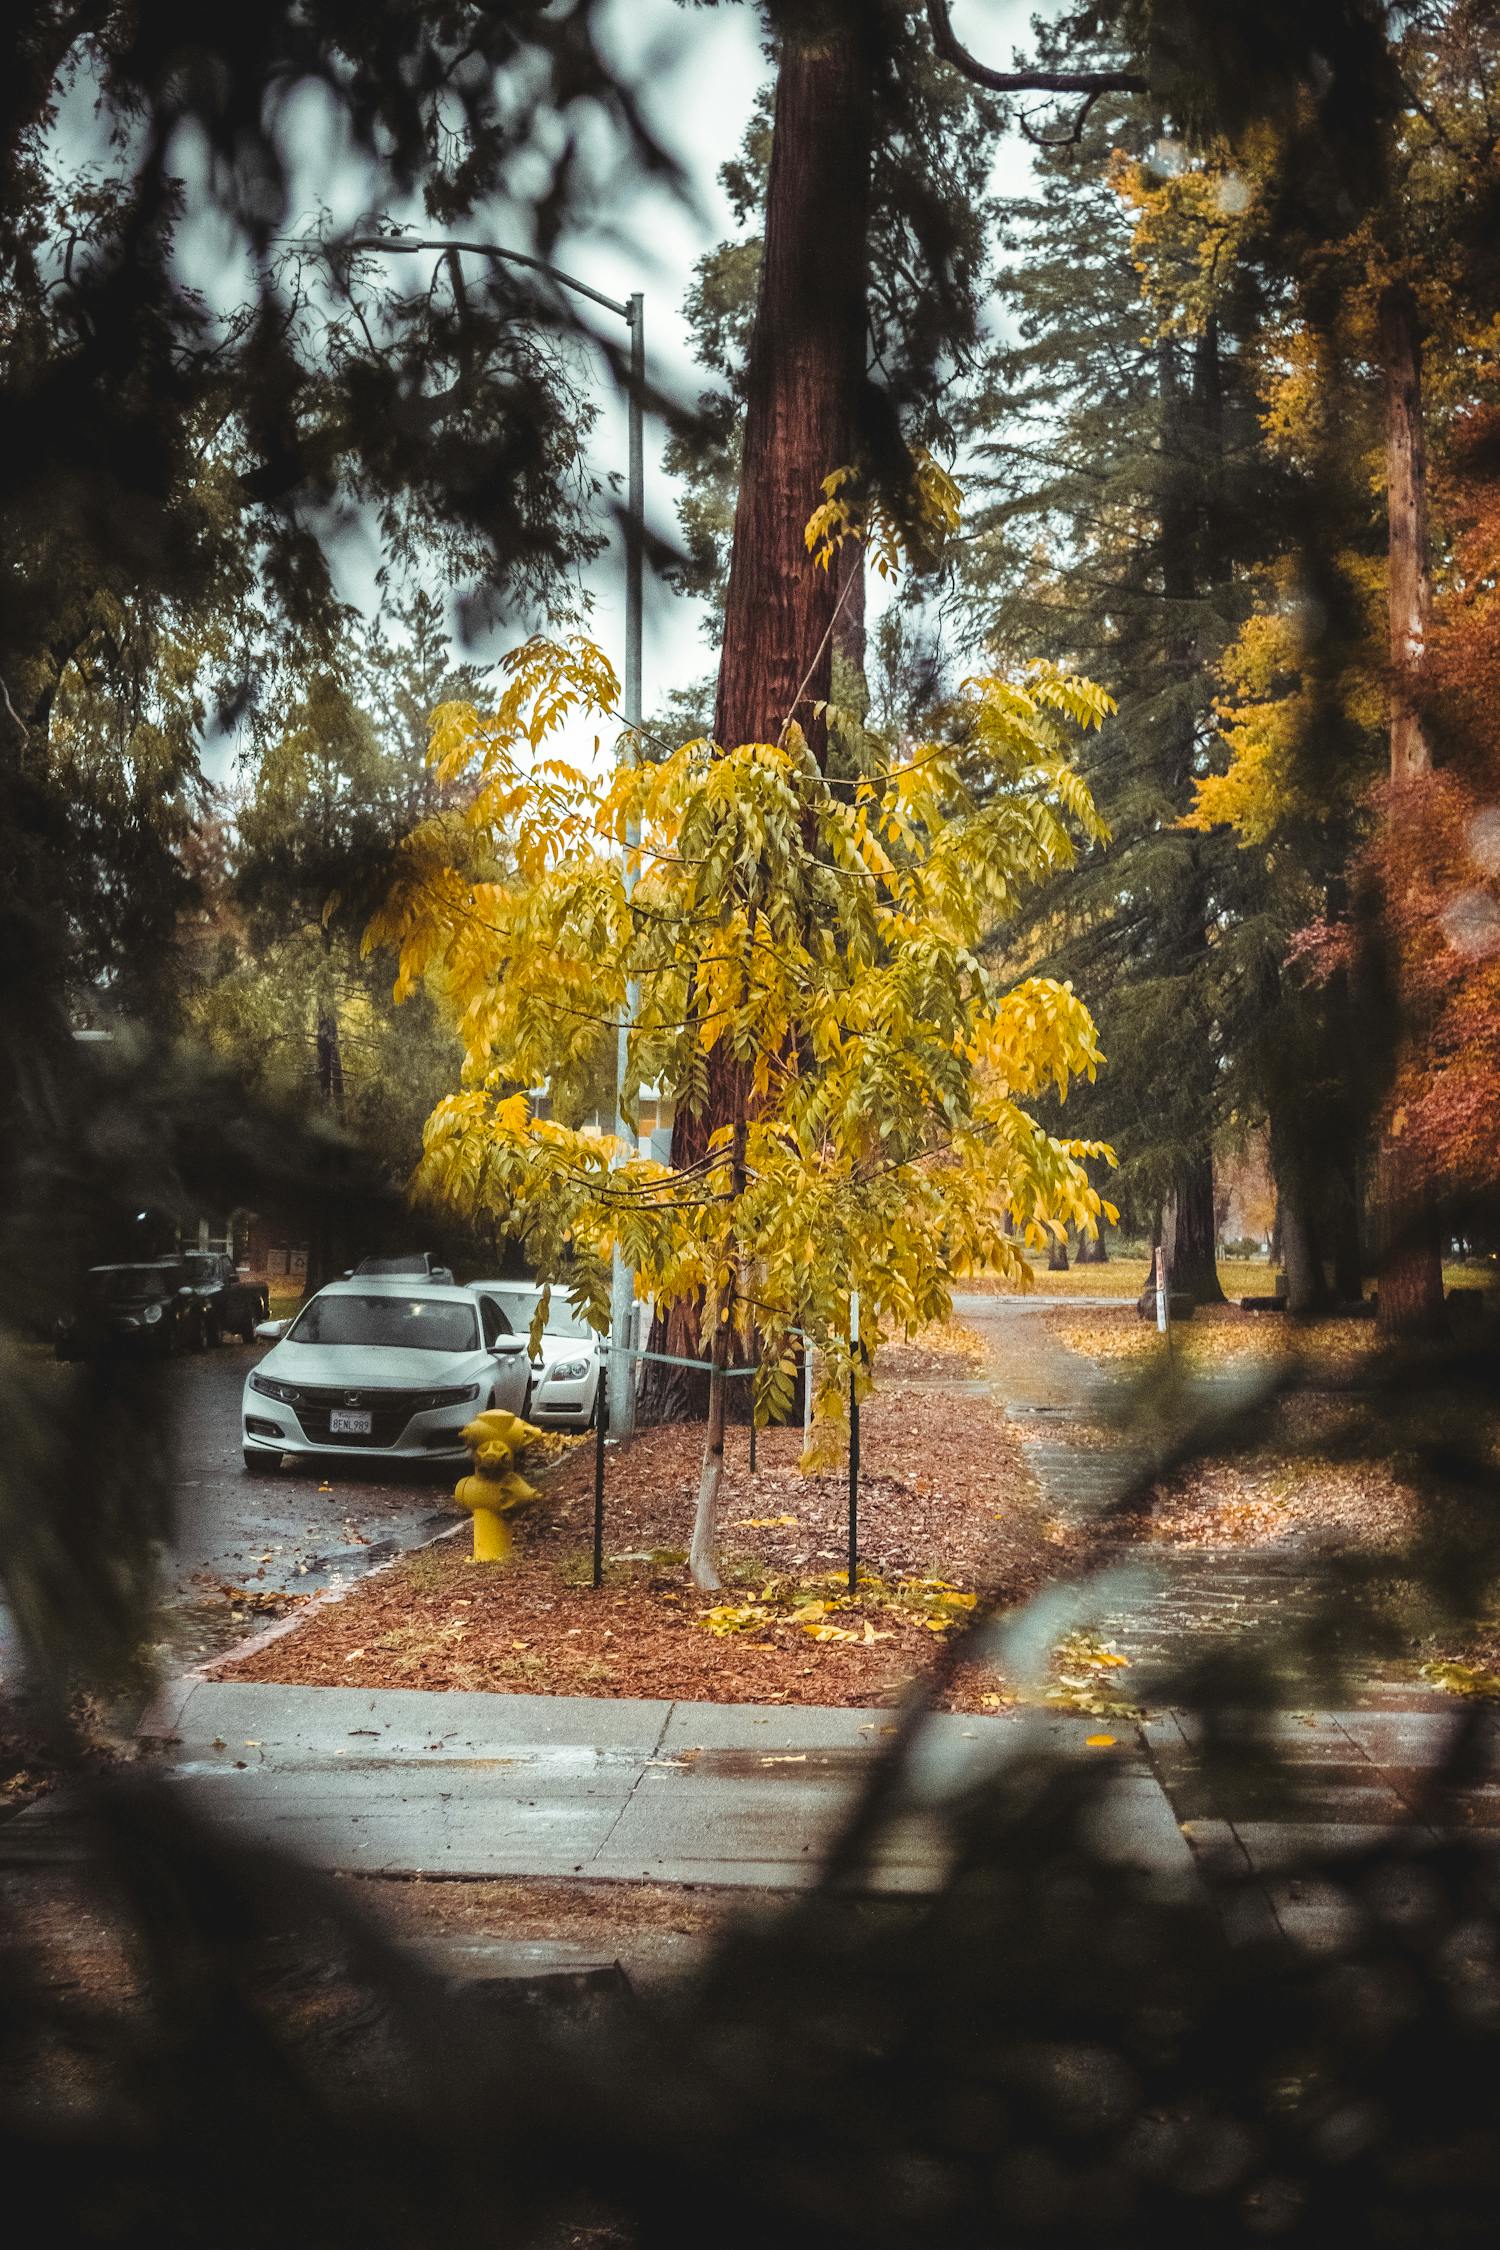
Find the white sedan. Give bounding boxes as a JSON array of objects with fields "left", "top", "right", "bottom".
[
  {"left": 465, "top": 1281, "right": 608, "bottom": 1429},
  {"left": 241, "top": 1278, "right": 531, "bottom": 1473}
]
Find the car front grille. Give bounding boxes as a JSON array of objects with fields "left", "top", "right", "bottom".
[{"left": 289, "top": 1385, "right": 458, "bottom": 1448}]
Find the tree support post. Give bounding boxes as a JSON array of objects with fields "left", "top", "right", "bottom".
[
  {"left": 847, "top": 1289, "right": 860, "bottom": 1595},
  {"left": 592, "top": 1392, "right": 606, "bottom": 1590}
]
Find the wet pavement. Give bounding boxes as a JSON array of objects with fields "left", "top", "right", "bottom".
[
  {"left": 159, "top": 1341, "right": 466, "bottom": 1664},
  {"left": 0, "top": 1341, "right": 464, "bottom": 1683},
  {"left": 6, "top": 1682, "right": 1197, "bottom": 1894}
]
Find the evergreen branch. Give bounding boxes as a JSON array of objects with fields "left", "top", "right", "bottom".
[{"left": 924, "top": 3, "right": 1145, "bottom": 98}]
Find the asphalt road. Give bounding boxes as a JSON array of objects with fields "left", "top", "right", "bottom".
[{"left": 159, "top": 1340, "right": 463, "bottom": 1667}]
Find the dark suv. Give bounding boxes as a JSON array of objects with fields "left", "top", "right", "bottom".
[
  {"left": 181, "top": 1251, "right": 270, "bottom": 1344},
  {"left": 55, "top": 1263, "right": 207, "bottom": 1360},
  {"left": 350, "top": 1252, "right": 455, "bottom": 1283}
]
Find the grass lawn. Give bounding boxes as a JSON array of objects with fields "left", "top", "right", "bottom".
[
  {"left": 1046, "top": 1303, "right": 1381, "bottom": 1371},
  {"left": 215, "top": 1332, "right": 1061, "bottom": 1712},
  {"left": 962, "top": 1256, "right": 1277, "bottom": 1301}
]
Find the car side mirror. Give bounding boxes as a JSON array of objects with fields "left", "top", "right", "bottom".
[
  {"left": 490, "top": 1337, "right": 526, "bottom": 1356},
  {"left": 254, "top": 1318, "right": 289, "bottom": 1342}
]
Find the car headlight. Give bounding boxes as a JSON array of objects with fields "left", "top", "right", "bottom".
[
  {"left": 143, "top": 1304, "right": 162, "bottom": 1324},
  {"left": 249, "top": 1372, "right": 299, "bottom": 1404},
  {"left": 546, "top": 1358, "right": 590, "bottom": 1384},
  {"left": 418, "top": 1383, "right": 482, "bottom": 1408}
]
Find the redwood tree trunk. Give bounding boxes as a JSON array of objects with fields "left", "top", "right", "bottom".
[
  {"left": 710, "top": 12, "right": 874, "bottom": 762},
  {"left": 1328, "top": 1149, "right": 1365, "bottom": 1305},
  {"left": 1375, "top": 277, "right": 1444, "bottom": 1337},
  {"left": 1155, "top": 326, "right": 1225, "bottom": 1310},
  {"left": 1168, "top": 1152, "right": 1225, "bottom": 1306},
  {"left": 1269, "top": 1109, "right": 1330, "bottom": 1317},
  {"left": 640, "top": 11, "right": 875, "bottom": 1423}
]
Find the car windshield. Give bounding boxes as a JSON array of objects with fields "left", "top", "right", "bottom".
[
  {"left": 285, "top": 1294, "right": 478, "bottom": 1353},
  {"left": 95, "top": 1267, "right": 173, "bottom": 1300},
  {"left": 492, "top": 1288, "right": 592, "bottom": 1342}
]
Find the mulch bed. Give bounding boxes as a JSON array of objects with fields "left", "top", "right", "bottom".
[{"left": 213, "top": 1359, "right": 1052, "bottom": 1712}]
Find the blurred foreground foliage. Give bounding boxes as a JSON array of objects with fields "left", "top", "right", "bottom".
[{"left": 4, "top": 6, "right": 1500, "bottom": 2246}]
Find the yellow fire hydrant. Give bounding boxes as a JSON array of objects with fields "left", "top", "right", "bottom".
[{"left": 453, "top": 1408, "right": 543, "bottom": 1562}]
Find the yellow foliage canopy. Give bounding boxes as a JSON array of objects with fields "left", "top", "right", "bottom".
[{"left": 366, "top": 632, "right": 1117, "bottom": 1430}]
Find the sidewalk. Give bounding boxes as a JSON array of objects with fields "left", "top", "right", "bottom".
[{"left": 3, "top": 1678, "right": 1194, "bottom": 1892}]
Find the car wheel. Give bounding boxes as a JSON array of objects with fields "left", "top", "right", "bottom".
[{"left": 242, "top": 1446, "right": 279, "bottom": 1475}]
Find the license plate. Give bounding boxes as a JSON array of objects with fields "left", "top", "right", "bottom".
[{"left": 330, "top": 1409, "right": 373, "bottom": 1436}]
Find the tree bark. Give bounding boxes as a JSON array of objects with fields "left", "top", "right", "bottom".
[
  {"left": 689, "top": 1292, "right": 730, "bottom": 1591},
  {"left": 1269, "top": 1109, "right": 1330, "bottom": 1317},
  {"left": 1375, "top": 277, "right": 1445, "bottom": 1337},
  {"left": 711, "top": 13, "right": 874, "bottom": 763},
  {"left": 1328, "top": 1148, "right": 1365, "bottom": 1304},
  {"left": 1168, "top": 1152, "right": 1225, "bottom": 1305},
  {"left": 640, "top": 13, "right": 875, "bottom": 1423},
  {"left": 1076, "top": 1231, "right": 1108, "bottom": 1265},
  {"left": 1153, "top": 325, "right": 1225, "bottom": 1310},
  {"left": 1380, "top": 280, "right": 1433, "bottom": 788},
  {"left": 1047, "top": 1232, "right": 1070, "bottom": 1273}
]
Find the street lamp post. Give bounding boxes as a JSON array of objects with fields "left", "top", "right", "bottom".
[{"left": 338, "top": 235, "right": 645, "bottom": 1434}]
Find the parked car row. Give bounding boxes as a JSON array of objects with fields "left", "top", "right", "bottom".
[
  {"left": 55, "top": 1254, "right": 270, "bottom": 1360},
  {"left": 59, "top": 1242, "right": 619, "bottom": 1476},
  {"left": 239, "top": 1271, "right": 620, "bottom": 1474}
]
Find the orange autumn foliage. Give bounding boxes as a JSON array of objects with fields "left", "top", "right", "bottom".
[{"left": 1372, "top": 400, "right": 1500, "bottom": 1198}]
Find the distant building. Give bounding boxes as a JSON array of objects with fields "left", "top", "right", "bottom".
[{"left": 528, "top": 1084, "right": 675, "bottom": 1163}]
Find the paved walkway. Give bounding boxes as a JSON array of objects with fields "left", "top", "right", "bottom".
[
  {"left": 4, "top": 1679, "right": 1194, "bottom": 1894},
  {"left": 955, "top": 1296, "right": 1498, "bottom": 1941},
  {"left": 957, "top": 1292, "right": 1434, "bottom": 1709}
]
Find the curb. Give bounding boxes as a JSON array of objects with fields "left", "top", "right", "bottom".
[{"left": 137, "top": 1514, "right": 470, "bottom": 1741}]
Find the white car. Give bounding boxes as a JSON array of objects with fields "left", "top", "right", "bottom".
[
  {"left": 241, "top": 1278, "right": 531, "bottom": 1473},
  {"left": 465, "top": 1281, "right": 609, "bottom": 1429}
]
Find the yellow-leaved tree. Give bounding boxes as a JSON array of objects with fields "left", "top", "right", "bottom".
[{"left": 367, "top": 591, "right": 1116, "bottom": 1588}]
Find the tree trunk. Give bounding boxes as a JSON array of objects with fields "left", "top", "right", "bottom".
[
  {"left": 711, "top": 13, "right": 874, "bottom": 762},
  {"left": 1328, "top": 1145, "right": 1365, "bottom": 1304},
  {"left": 1269, "top": 1110, "right": 1329, "bottom": 1317},
  {"left": 640, "top": 12, "right": 875, "bottom": 1423},
  {"left": 315, "top": 1004, "right": 344, "bottom": 1115},
  {"left": 1379, "top": 280, "right": 1433, "bottom": 789},
  {"left": 1375, "top": 277, "right": 1445, "bottom": 1338},
  {"left": 1047, "top": 1232, "right": 1069, "bottom": 1272},
  {"left": 1076, "top": 1231, "right": 1108, "bottom": 1265},
  {"left": 689, "top": 1300, "right": 731, "bottom": 1592},
  {"left": 1168, "top": 1152, "right": 1225, "bottom": 1305},
  {"left": 1154, "top": 327, "right": 1225, "bottom": 1312}
]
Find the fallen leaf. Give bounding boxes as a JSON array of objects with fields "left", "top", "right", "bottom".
[
  {"left": 343, "top": 1648, "right": 366, "bottom": 1662},
  {"left": 1086, "top": 1733, "right": 1118, "bottom": 1748}
]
